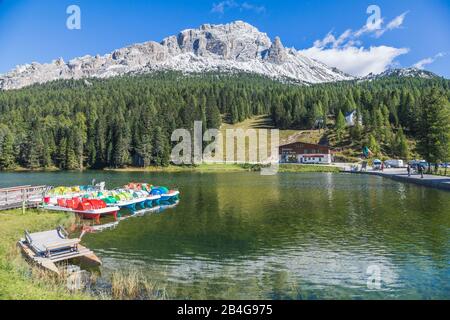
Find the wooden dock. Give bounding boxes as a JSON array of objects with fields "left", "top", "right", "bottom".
[
  {"left": 18, "top": 226, "right": 102, "bottom": 275},
  {"left": 0, "top": 185, "right": 49, "bottom": 211}
]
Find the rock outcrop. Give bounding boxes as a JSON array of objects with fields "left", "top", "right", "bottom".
[{"left": 0, "top": 21, "right": 353, "bottom": 90}]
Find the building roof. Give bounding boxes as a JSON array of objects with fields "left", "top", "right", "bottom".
[
  {"left": 279, "top": 141, "right": 330, "bottom": 149},
  {"left": 345, "top": 110, "right": 357, "bottom": 117}
]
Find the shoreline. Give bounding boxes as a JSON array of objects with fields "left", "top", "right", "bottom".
[
  {"left": 1, "top": 163, "right": 344, "bottom": 174},
  {"left": 105, "top": 164, "right": 343, "bottom": 173},
  {"left": 351, "top": 169, "right": 450, "bottom": 191}
]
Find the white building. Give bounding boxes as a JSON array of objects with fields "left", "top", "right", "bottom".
[
  {"left": 279, "top": 142, "right": 332, "bottom": 164},
  {"left": 345, "top": 110, "right": 362, "bottom": 127}
]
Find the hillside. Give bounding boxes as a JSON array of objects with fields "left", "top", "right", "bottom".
[
  {"left": 221, "top": 115, "right": 419, "bottom": 163},
  {"left": 0, "top": 72, "right": 449, "bottom": 170}
]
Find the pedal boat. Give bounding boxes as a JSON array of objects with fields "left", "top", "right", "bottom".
[{"left": 18, "top": 226, "right": 101, "bottom": 275}]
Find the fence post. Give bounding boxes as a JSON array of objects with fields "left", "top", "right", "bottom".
[{"left": 22, "top": 189, "right": 26, "bottom": 214}]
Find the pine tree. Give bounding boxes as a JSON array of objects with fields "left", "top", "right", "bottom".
[
  {"left": 350, "top": 122, "right": 363, "bottom": 144},
  {"left": 20, "top": 131, "right": 42, "bottom": 169},
  {"left": 395, "top": 127, "right": 409, "bottom": 159},
  {"left": 0, "top": 71, "right": 449, "bottom": 169},
  {"left": 335, "top": 110, "right": 346, "bottom": 142},
  {"left": 110, "top": 115, "right": 131, "bottom": 168},
  {"left": 73, "top": 113, "right": 87, "bottom": 170},
  {"left": 206, "top": 104, "right": 221, "bottom": 129},
  {"left": 368, "top": 134, "right": 381, "bottom": 156},
  {"left": 416, "top": 89, "right": 450, "bottom": 167},
  {"left": 0, "top": 131, "right": 15, "bottom": 169},
  {"left": 136, "top": 110, "right": 153, "bottom": 167},
  {"left": 152, "top": 126, "right": 170, "bottom": 166}
]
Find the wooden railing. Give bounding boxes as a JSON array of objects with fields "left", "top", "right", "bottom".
[{"left": 0, "top": 185, "right": 49, "bottom": 211}]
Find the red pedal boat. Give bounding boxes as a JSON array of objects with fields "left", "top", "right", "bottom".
[{"left": 43, "top": 197, "right": 120, "bottom": 224}]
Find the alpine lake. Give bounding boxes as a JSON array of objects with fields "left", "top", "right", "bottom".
[{"left": 1, "top": 171, "right": 449, "bottom": 299}]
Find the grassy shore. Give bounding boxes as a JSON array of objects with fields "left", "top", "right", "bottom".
[
  {"left": 278, "top": 164, "right": 341, "bottom": 173},
  {"left": 0, "top": 209, "right": 91, "bottom": 300},
  {"left": 106, "top": 163, "right": 343, "bottom": 173},
  {"left": 105, "top": 163, "right": 250, "bottom": 173},
  {"left": 0, "top": 209, "right": 169, "bottom": 300}
]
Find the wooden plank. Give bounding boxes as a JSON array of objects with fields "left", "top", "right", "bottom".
[
  {"left": 36, "top": 258, "right": 60, "bottom": 274},
  {"left": 0, "top": 185, "right": 32, "bottom": 191},
  {"left": 0, "top": 185, "right": 48, "bottom": 211},
  {"left": 17, "top": 241, "right": 60, "bottom": 274},
  {"left": 50, "top": 250, "right": 94, "bottom": 262},
  {"left": 18, "top": 241, "right": 101, "bottom": 273},
  {"left": 81, "top": 253, "right": 102, "bottom": 266},
  {"left": 44, "top": 239, "right": 80, "bottom": 251}
]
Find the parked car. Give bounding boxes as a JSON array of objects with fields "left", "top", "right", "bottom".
[
  {"left": 409, "top": 160, "right": 428, "bottom": 171},
  {"left": 373, "top": 159, "right": 382, "bottom": 170},
  {"left": 384, "top": 159, "right": 404, "bottom": 168}
]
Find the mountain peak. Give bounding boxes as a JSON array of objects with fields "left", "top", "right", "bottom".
[
  {"left": 0, "top": 21, "right": 353, "bottom": 90},
  {"left": 266, "top": 36, "right": 288, "bottom": 64},
  {"left": 200, "top": 20, "right": 260, "bottom": 32},
  {"left": 362, "top": 67, "right": 440, "bottom": 81}
]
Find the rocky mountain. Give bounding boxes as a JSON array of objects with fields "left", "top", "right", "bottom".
[
  {"left": 361, "top": 67, "right": 441, "bottom": 81},
  {"left": 0, "top": 21, "right": 353, "bottom": 90}
]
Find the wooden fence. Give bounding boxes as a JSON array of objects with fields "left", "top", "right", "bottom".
[{"left": 0, "top": 185, "right": 49, "bottom": 211}]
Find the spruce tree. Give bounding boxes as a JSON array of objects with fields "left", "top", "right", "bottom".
[
  {"left": 335, "top": 110, "right": 346, "bottom": 142},
  {"left": 395, "top": 127, "right": 409, "bottom": 160},
  {"left": 0, "top": 132, "right": 15, "bottom": 170},
  {"left": 416, "top": 89, "right": 450, "bottom": 168},
  {"left": 368, "top": 134, "right": 381, "bottom": 156},
  {"left": 152, "top": 126, "right": 170, "bottom": 166}
]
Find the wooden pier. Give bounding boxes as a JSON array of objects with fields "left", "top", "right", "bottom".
[{"left": 0, "top": 185, "right": 49, "bottom": 211}]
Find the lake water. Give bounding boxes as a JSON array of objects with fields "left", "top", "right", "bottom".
[{"left": 1, "top": 171, "right": 449, "bottom": 299}]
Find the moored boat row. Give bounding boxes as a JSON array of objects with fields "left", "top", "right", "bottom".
[
  {"left": 18, "top": 181, "right": 181, "bottom": 275},
  {"left": 41, "top": 182, "right": 180, "bottom": 224}
]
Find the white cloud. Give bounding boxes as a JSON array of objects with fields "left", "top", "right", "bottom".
[
  {"left": 375, "top": 11, "right": 408, "bottom": 38},
  {"left": 413, "top": 52, "right": 447, "bottom": 69},
  {"left": 313, "top": 32, "right": 336, "bottom": 48},
  {"left": 211, "top": 1, "right": 237, "bottom": 14},
  {"left": 211, "top": 1, "right": 265, "bottom": 14},
  {"left": 300, "top": 46, "right": 410, "bottom": 77},
  {"left": 354, "top": 18, "right": 384, "bottom": 38},
  {"left": 317, "top": 11, "right": 408, "bottom": 44},
  {"left": 303, "top": 11, "right": 410, "bottom": 76},
  {"left": 241, "top": 2, "right": 266, "bottom": 13}
]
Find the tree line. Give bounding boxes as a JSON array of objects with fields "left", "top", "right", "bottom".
[{"left": 0, "top": 72, "right": 449, "bottom": 170}]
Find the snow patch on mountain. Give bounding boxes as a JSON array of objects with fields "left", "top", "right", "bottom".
[
  {"left": 0, "top": 21, "right": 354, "bottom": 90},
  {"left": 361, "top": 67, "right": 440, "bottom": 81}
]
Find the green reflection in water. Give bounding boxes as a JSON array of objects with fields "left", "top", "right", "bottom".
[{"left": 1, "top": 172, "right": 449, "bottom": 299}]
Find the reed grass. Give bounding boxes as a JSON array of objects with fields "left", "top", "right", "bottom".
[{"left": 110, "top": 269, "right": 167, "bottom": 300}]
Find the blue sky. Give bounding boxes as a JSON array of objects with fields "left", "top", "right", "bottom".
[{"left": 0, "top": 0, "right": 449, "bottom": 77}]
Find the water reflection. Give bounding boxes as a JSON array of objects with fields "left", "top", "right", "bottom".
[{"left": 1, "top": 171, "right": 448, "bottom": 299}]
